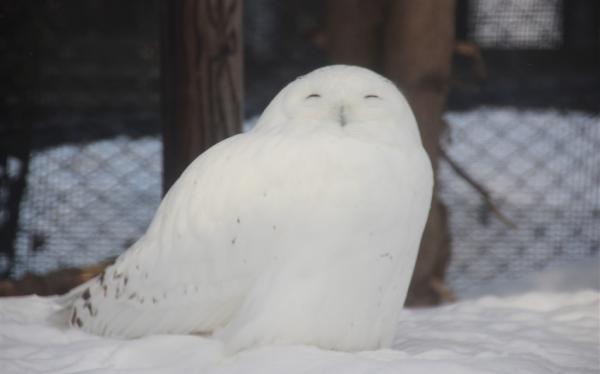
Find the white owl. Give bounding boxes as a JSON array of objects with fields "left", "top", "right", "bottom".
[{"left": 65, "top": 65, "right": 433, "bottom": 352}]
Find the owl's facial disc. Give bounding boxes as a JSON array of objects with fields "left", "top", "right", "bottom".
[
  {"left": 253, "top": 65, "right": 422, "bottom": 147},
  {"left": 297, "top": 91, "right": 357, "bottom": 127},
  {"left": 298, "top": 91, "right": 380, "bottom": 127},
  {"left": 283, "top": 75, "right": 401, "bottom": 130}
]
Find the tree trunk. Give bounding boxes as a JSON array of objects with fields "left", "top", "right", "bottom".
[
  {"left": 382, "top": 0, "right": 455, "bottom": 306},
  {"left": 327, "top": 0, "right": 455, "bottom": 306},
  {"left": 326, "top": 0, "right": 386, "bottom": 67},
  {"left": 160, "top": 0, "right": 243, "bottom": 192}
]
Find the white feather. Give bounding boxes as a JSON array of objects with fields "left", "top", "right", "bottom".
[{"left": 67, "top": 65, "right": 433, "bottom": 352}]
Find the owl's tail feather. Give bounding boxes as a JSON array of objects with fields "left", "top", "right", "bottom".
[
  {"left": 45, "top": 263, "right": 110, "bottom": 329},
  {"left": 46, "top": 279, "right": 94, "bottom": 329}
]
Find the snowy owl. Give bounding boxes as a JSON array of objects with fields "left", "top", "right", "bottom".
[{"left": 65, "top": 65, "right": 433, "bottom": 352}]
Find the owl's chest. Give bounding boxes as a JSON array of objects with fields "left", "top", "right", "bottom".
[
  {"left": 210, "top": 138, "right": 427, "bottom": 237},
  {"left": 244, "top": 135, "right": 406, "bottom": 182},
  {"left": 162, "top": 135, "right": 431, "bottom": 287}
]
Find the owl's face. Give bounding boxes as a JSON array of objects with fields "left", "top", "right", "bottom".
[{"left": 254, "top": 65, "right": 422, "bottom": 147}]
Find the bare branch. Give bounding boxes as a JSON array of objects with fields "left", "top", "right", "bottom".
[{"left": 440, "top": 147, "right": 517, "bottom": 229}]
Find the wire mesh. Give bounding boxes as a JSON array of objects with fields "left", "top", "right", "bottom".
[
  {"left": 12, "top": 122, "right": 161, "bottom": 278},
  {"left": 440, "top": 108, "right": 600, "bottom": 293},
  {"left": 469, "top": 0, "right": 563, "bottom": 48}
]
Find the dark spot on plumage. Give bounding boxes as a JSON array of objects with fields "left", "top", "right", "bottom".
[
  {"left": 272, "top": 225, "right": 276, "bottom": 231},
  {"left": 83, "top": 301, "right": 96, "bottom": 316},
  {"left": 231, "top": 238, "right": 236, "bottom": 245},
  {"left": 71, "top": 309, "right": 78, "bottom": 325},
  {"left": 236, "top": 217, "right": 240, "bottom": 224},
  {"left": 339, "top": 106, "right": 347, "bottom": 126},
  {"left": 98, "top": 271, "right": 106, "bottom": 285},
  {"left": 139, "top": 298, "right": 145, "bottom": 304},
  {"left": 135, "top": 265, "right": 140, "bottom": 271},
  {"left": 124, "top": 276, "right": 128, "bottom": 286},
  {"left": 152, "top": 298, "right": 158, "bottom": 304},
  {"left": 379, "top": 252, "right": 393, "bottom": 261},
  {"left": 102, "top": 285, "right": 108, "bottom": 296},
  {"left": 112, "top": 272, "right": 124, "bottom": 280},
  {"left": 81, "top": 288, "right": 91, "bottom": 301},
  {"left": 144, "top": 273, "right": 148, "bottom": 279},
  {"left": 128, "top": 292, "right": 137, "bottom": 300},
  {"left": 75, "top": 317, "right": 83, "bottom": 327}
]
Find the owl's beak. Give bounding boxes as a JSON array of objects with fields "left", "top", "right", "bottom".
[{"left": 338, "top": 105, "right": 347, "bottom": 127}]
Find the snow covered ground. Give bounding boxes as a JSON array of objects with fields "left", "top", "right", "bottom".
[{"left": 0, "top": 261, "right": 598, "bottom": 373}]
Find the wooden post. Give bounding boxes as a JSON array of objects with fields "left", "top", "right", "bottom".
[
  {"left": 160, "top": 0, "right": 243, "bottom": 192},
  {"left": 383, "top": 0, "right": 455, "bottom": 306}
]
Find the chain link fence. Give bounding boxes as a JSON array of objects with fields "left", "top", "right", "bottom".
[
  {"left": 0, "top": 0, "right": 162, "bottom": 278},
  {"left": 442, "top": 0, "right": 599, "bottom": 294},
  {"left": 469, "top": 0, "right": 563, "bottom": 48},
  {"left": 11, "top": 117, "right": 162, "bottom": 278},
  {"left": 441, "top": 109, "right": 599, "bottom": 293},
  {"left": 1, "top": 0, "right": 598, "bottom": 296}
]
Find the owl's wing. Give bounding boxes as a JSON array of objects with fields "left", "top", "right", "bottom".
[{"left": 69, "top": 133, "right": 262, "bottom": 337}]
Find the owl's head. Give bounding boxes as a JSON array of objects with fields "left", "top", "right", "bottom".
[{"left": 253, "top": 65, "right": 422, "bottom": 147}]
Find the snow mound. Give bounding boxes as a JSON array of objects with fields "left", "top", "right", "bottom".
[{"left": 1, "top": 288, "right": 598, "bottom": 373}]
